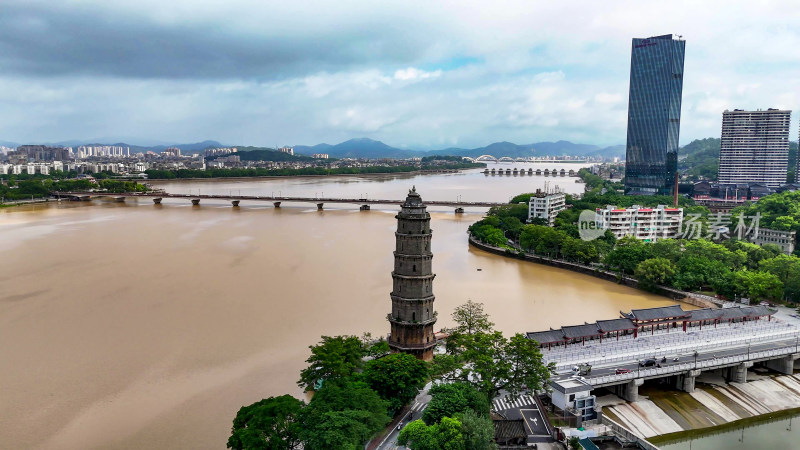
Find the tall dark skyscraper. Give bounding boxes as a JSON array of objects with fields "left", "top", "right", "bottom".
[{"left": 624, "top": 34, "right": 686, "bottom": 196}]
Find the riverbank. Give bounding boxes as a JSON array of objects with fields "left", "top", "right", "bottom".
[{"left": 468, "top": 236, "right": 718, "bottom": 309}]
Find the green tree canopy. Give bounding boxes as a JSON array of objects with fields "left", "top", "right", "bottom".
[
  {"left": 398, "top": 417, "right": 465, "bottom": 450},
  {"left": 422, "top": 382, "right": 490, "bottom": 426},
  {"left": 298, "top": 335, "right": 365, "bottom": 391},
  {"left": 300, "top": 380, "right": 389, "bottom": 450},
  {"left": 634, "top": 257, "right": 677, "bottom": 291},
  {"left": 227, "top": 395, "right": 304, "bottom": 450},
  {"left": 363, "top": 353, "right": 428, "bottom": 413}
]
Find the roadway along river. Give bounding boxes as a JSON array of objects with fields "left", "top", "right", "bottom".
[{"left": 0, "top": 164, "right": 676, "bottom": 449}]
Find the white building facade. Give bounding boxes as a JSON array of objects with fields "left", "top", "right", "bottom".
[
  {"left": 596, "top": 204, "right": 683, "bottom": 242},
  {"left": 751, "top": 228, "right": 796, "bottom": 255},
  {"left": 528, "top": 190, "right": 566, "bottom": 226}
]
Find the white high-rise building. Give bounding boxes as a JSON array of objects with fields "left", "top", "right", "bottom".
[{"left": 719, "top": 109, "right": 791, "bottom": 188}]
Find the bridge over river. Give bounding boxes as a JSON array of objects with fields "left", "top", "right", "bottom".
[
  {"left": 540, "top": 304, "right": 800, "bottom": 405},
  {"left": 52, "top": 191, "right": 506, "bottom": 212}
]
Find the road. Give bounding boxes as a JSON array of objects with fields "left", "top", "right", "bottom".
[
  {"left": 553, "top": 334, "right": 800, "bottom": 383},
  {"left": 376, "top": 383, "right": 433, "bottom": 450}
]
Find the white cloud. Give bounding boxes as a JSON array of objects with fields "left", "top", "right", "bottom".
[
  {"left": 0, "top": 0, "right": 799, "bottom": 146},
  {"left": 393, "top": 67, "right": 442, "bottom": 82}
]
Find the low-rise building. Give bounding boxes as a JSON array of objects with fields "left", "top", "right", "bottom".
[
  {"left": 751, "top": 227, "right": 796, "bottom": 255},
  {"left": 596, "top": 204, "right": 683, "bottom": 242},
  {"left": 528, "top": 189, "right": 565, "bottom": 226},
  {"left": 549, "top": 378, "right": 596, "bottom": 422}
]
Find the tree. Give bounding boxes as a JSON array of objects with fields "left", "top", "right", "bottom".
[
  {"left": 227, "top": 395, "right": 304, "bottom": 450},
  {"left": 298, "top": 335, "right": 365, "bottom": 391},
  {"left": 449, "top": 330, "right": 551, "bottom": 400},
  {"left": 603, "top": 237, "right": 652, "bottom": 274},
  {"left": 423, "top": 382, "right": 490, "bottom": 425},
  {"left": 634, "top": 257, "right": 676, "bottom": 291},
  {"left": 451, "top": 299, "right": 494, "bottom": 336},
  {"left": 361, "top": 332, "right": 390, "bottom": 358},
  {"left": 300, "top": 381, "right": 389, "bottom": 450},
  {"left": 398, "top": 417, "right": 465, "bottom": 450},
  {"left": 398, "top": 420, "right": 439, "bottom": 450},
  {"left": 363, "top": 353, "right": 428, "bottom": 413},
  {"left": 443, "top": 301, "right": 552, "bottom": 400},
  {"left": 428, "top": 354, "right": 463, "bottom": 383},
  {"left": 457, "top": 409, "right": 497, "bottom": 450}
]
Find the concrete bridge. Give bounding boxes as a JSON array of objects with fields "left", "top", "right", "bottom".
[
  {"left": 51, "top": 191, "right": 505, "bottom": 212},
  {"left": 541, "top": 304, "right": 800, "bottom": 403}
]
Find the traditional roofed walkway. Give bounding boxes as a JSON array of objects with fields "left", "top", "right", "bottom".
[{"left": 526, "top": 304, "right": 777, "bottom": 351}]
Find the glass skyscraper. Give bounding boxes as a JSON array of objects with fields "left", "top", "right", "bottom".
[{"left": 624, "top": 34, "right": 685, "bottom": 196}]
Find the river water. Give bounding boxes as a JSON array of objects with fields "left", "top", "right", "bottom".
[
  {"left": 659, "top": 411, "right": 800, "bottom": 449},
  {"left": 0, "top": 163, "right": 676, "bottom": 449}
]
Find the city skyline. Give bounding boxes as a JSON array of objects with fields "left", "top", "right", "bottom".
[{"left": 0, "top": 1, "right": 799, "bottom": 148}]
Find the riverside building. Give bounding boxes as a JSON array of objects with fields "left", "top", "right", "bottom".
[
  {"left": 527, "top": 189, "right": 565, "bottom": 226},
  {"left": 624, "top": 34, "right": 686, "bottom": 196},
  {"left": 595, "top": 204, "right": 683, "bottom": 242},
  {"left": 719, "top": 109, "right": 791, "bottom": 188}
]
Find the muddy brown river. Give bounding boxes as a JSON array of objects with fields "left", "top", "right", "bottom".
[{"left": 0, "top": 165, "right": 675, "bottom": 449}]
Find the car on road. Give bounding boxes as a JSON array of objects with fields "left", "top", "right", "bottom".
[
  {"left": 615, "top": 368, "right": 632, "bottom": 374},
  {"left": 639, "top": 358, "right": 657, "bottom": 367}
]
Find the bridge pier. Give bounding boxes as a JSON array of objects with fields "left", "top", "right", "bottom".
[
  {"left": 730, "top": 362, "right": 752, "bottom": 383},
  {"left": 614, "top": 378, "right": 643, "bottom": 402},
  {"left": 273, "top": 202, "right": 281, "bottom": 207},
  {"left": 153, "top": 198, "right": 162, "bottom": 204},
  {"left": 231, "top": 200, "right": 240, "bottom": 207},
  {"left": 317, "top": 203, "right": 324, "bottom": 210},
  {"left": 766, "top": 354, "right": 799, "bottom": 375},
  {"left": 360, "top": 204, "right": 370, "bottom": 211},
  {"left": 676, "top": 369, "right": 702, "bottom": 393},
  {"left": 191, "top": 199, "right": 200, "bottom": 206}
]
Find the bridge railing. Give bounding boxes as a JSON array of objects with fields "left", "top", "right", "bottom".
[
  {"left": 587, "top": 345, "right": 798, "bottom": 387},
  {"left": 546, "top": 323, "right": 798, "bottom": 371}
]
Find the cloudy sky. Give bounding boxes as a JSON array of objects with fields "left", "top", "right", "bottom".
[{"left": 1, "top": 0, "right": 798, "bottom": 149}]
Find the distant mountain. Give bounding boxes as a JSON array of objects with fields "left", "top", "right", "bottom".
[
  {"left": 531, "top": 140, "right": 600, "bottom": 156},
  {"left": 293, "top": 143, "right": 334, "bottom": 155},
  {"left": 292, "top": 138, "right": 624, "bottom": 159},
  {"left": 585, "top": 144, "right": 626, "bottom": 159},
  {"left": 294, "top": 138, "right": 421, "bottom": 159},
  {"left": 226, "top": 146, "right": 312, "bottom": 162},
  {"left": 0, "top": 140, "right": 19, "bottom": 148}
]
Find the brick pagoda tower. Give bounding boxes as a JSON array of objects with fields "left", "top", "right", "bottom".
[{"left": 387, "top": 186, "right": 437, "bottom": 361}]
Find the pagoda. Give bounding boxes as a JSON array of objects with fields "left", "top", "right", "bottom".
[{"left": 387, "top": 186, "right": 437, "bottom": 361}]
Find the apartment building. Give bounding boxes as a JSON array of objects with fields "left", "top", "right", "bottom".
[{"left": 596, "top": 204, "right": 683, "bottom": 242}]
